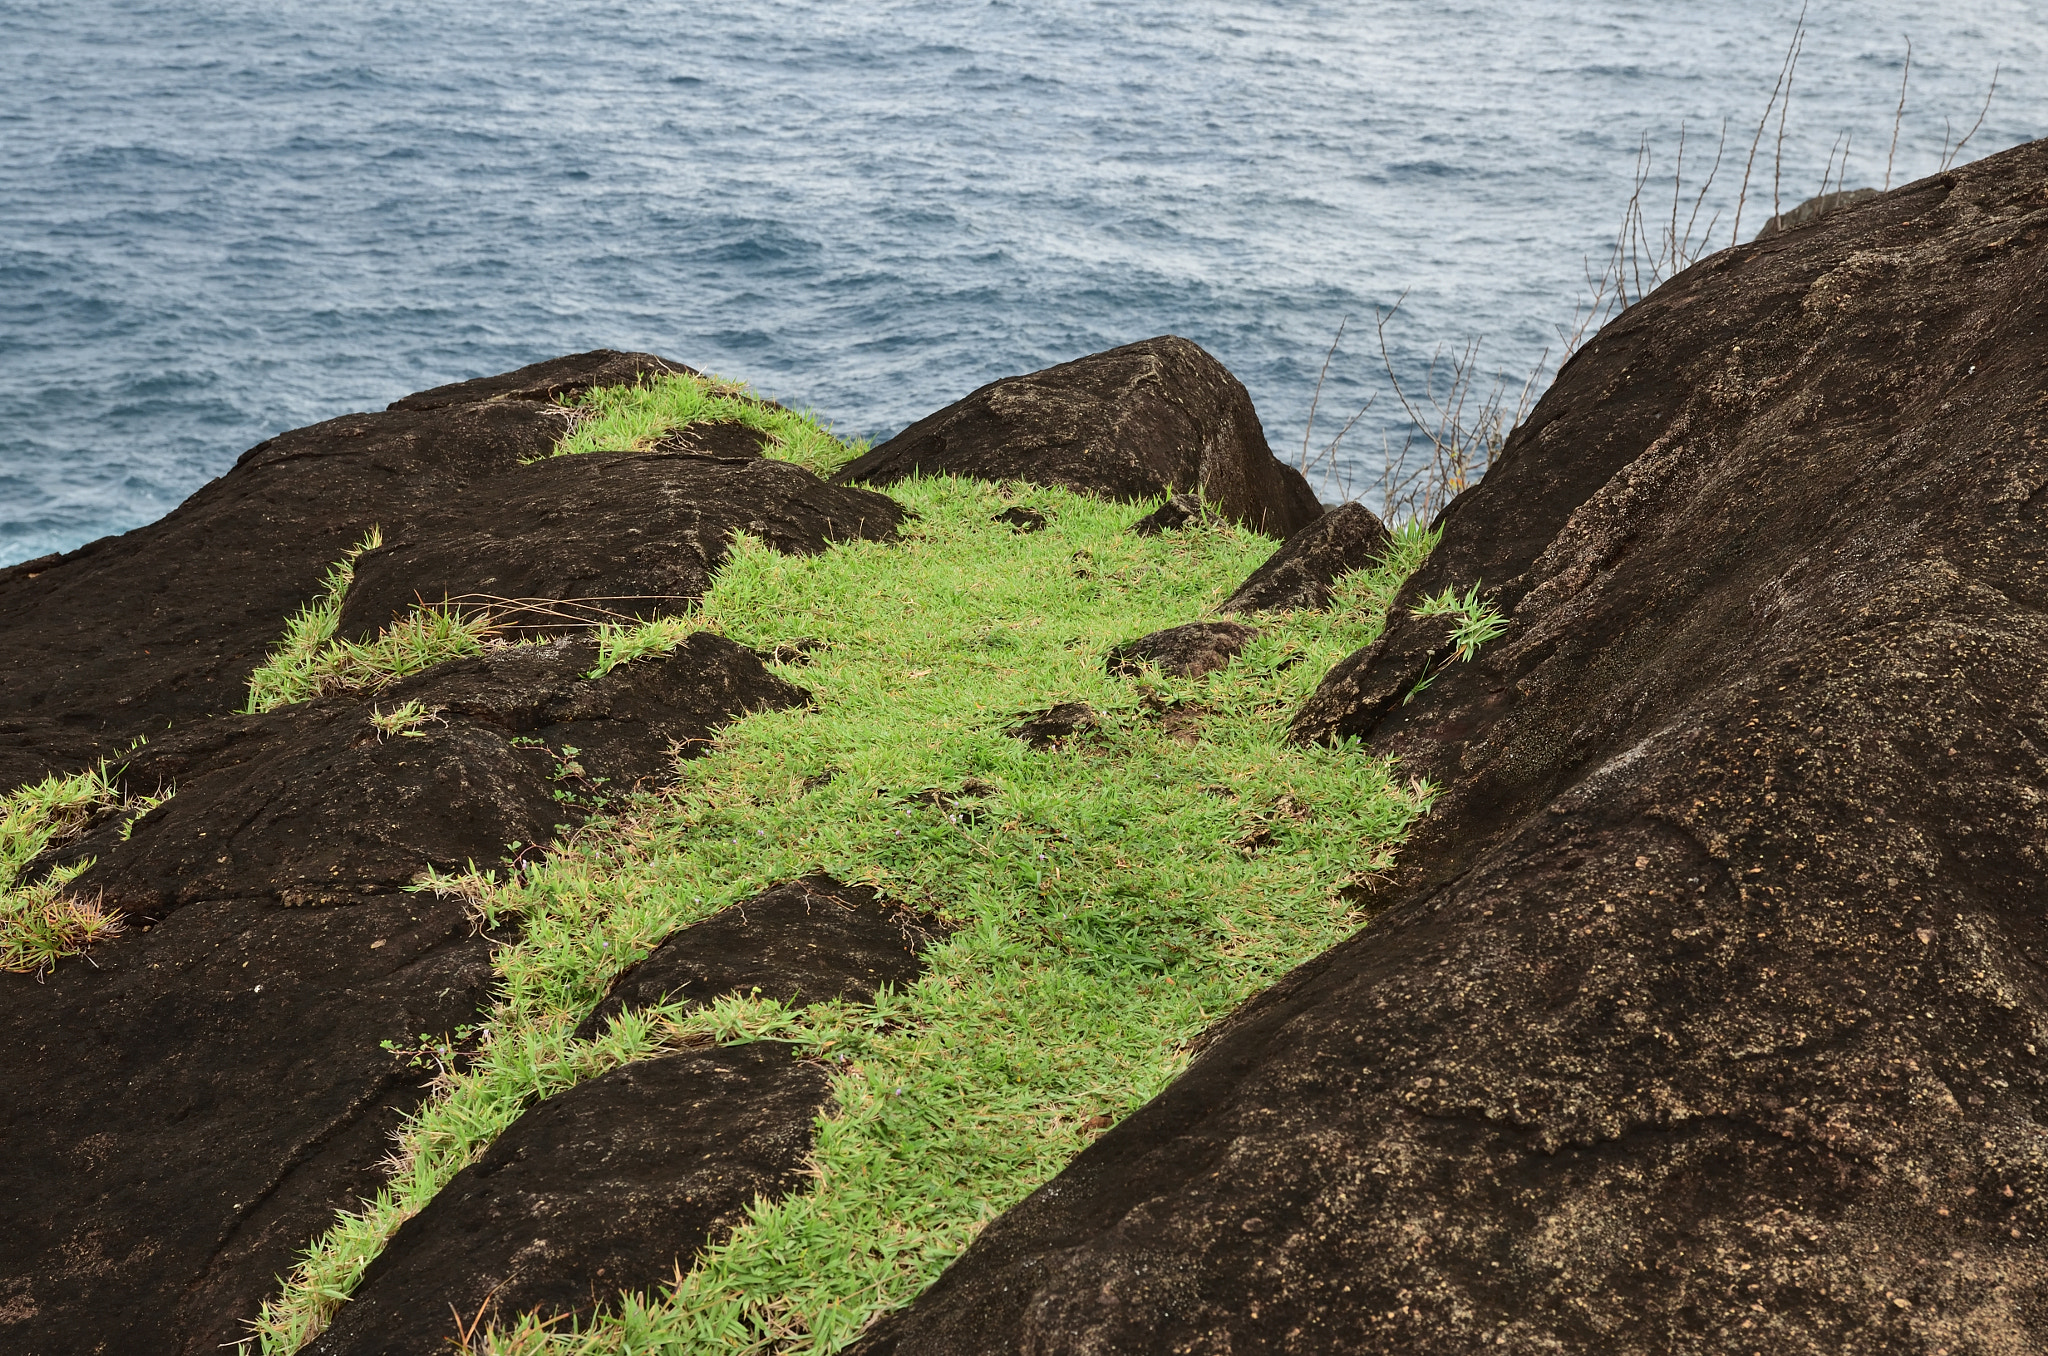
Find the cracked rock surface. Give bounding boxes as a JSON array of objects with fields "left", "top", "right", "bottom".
[{"left": 853, "top": 145, "right": 2048, "bottom": 1354}]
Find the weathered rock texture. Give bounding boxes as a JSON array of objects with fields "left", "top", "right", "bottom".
[
  {"left": 1106, "top": 621, "right": 1257, "bottom": 680},
  {"left": 1222, "top": 501, "right": 1392, "bottom": 614},
  {"left": 309, "top": 1045, "right": 831, "bottom": 1356},
  {"left": 574, "top": 874, "right": 947, "bottom": 1042},
  {"left": 36, "top": 634, "right": 803, "bottom": 919},
  {"left": 0, "top": 349, "right": 678, "bottom": 792},
  {"left": 1756, "top": 186, "right": 1883, "bottom": 240},
  {"left": 833, "top": 337, "right": 1324, "bottom": 537},
  {"left": 0, "top": 894, "right": 501, "bottom": 1355},
  {"left": 854, "top": 146, "right": 2048, "bottom": 1354},
  {"left": 0, "top": 353, "right": 853, "bottom": 1354},
  {"left": 336, "top": 452, "right": 902, "bottom": 639}
]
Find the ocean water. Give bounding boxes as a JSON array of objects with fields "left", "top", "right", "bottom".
[{"left": 3, "top": 0, "right": 2042, "bottom": 566}]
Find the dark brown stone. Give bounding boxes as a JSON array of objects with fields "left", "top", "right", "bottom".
[
  {"left": 35, "top": 635, "right": 802, "bottom": 922},
  {"left": 0, "top": 894, "right": 501, "bottom": 1355},
  {"left": 333, "top": 452, "right": 903, "bottom": 639},
  {"left": 1221, "top": 501, "right": 1392, "bottom": 613},
  {"left": 573, "top": 874, "right": 948, "bottom": 1043},
  {"left": 1105, "top": 621, "right": 1257, "bottom": 680},
  {"left": 1128, "top": 491, "right": 1203, "bottom": 536},
  {"left": 851, "top": 147, "right": 2048, "bottom": 1354},
  {"left": 306, "top": 1044, "right": 832, "bottom": 1355},
  {"left": 386, "top": 348, "right": 687, "bottom": 411},
  {"left": 833, "top": 337, "right": 1323, "bottom": 537},
  {"left": 0, "top": 351, "right": 682, "bottom": 793}
]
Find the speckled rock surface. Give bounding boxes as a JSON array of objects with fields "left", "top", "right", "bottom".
[
  {"left": 833, "top": 336, "right": 1324, "bottom": 538},
  {"left": 1222, "top": 501, "right": 1392, "bottom": 613},
  {"left": 853, "top": 143, "right": 2048, "bottom": 1354}
]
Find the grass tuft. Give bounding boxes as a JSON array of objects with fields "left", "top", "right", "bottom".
[
  {"left": 249, "top": 474, "right": 1438, "bottom": 1355},
  {"left": 0, "top": 762, "right": 167, "bottom": 973},
  {"left": 554, "top": 372, "right": 868, "bottom": 479}
]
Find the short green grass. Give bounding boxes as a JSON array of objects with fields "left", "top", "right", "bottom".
[
  {"left": 249, "top": 454, "right": 1441, "bottom": 1352},
  {"left": 0, "top": 762, "right": 166, "bottom": 972},
  {"left": 554, "top": 371, "right": 867, "bottom": 478}
]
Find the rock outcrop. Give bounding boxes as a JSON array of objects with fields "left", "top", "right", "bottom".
[
  {"left": 832, "top": 337, "right": 1324, "bottom": 538},
  {"left": 573, "top": 874, "right": 948, "bottom": 1043},
  {"left": 35, "top": 635, "right": 804, "bottom": 919},
  {"left": 1755, "top": 185, "right": 1882, "bottom": 239},
  {"left": 1106, "top": 621, "right": 1258, "bottom": 680},
  {"left": 0, "top": 351, "right": 668, "bottom": 791},
  {"left": 1221, "top": 501, "right": 1391, "bottom": 613},
  {"left": 851, "top": 146, "right": 2048, "bottom": 1353},
  {"left": 336, "top": 452, "right": 902, "bottom": 639},
  {"left": 0, "top": 354, "right": 869, "bottom": 1354},
  {"left": 308, "top": 1045, "right": 832, "bottom": 1356}
]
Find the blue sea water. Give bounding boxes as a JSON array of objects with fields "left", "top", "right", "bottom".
[{"left": 3, "top": 0, "right": 2043, "bottom": 566}]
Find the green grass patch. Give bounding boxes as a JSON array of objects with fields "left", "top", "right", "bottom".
[
  {"left": 245, "top": 526, "right": 387, "bottom": 712},
  {"left": 553, "top": 371, "right": 868, "bottom": 478},
  {"left": 0, "top": 762, "right": 167, "bottom": 972},
  {"left": 251, "top": 474, "right": 1436, "bottom": 1355}
]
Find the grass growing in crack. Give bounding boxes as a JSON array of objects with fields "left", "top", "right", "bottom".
[
  {"left": 252, "top": 478, "right": 1436, "bottom": 1355},
  {"left": 1405, "top": 582, "right": 1509, "bottom": 703},
  {"left": 555, "top": 371, "right": 868, "bottom": 479},
  {"left": 0, "top": 763, "right": 168, "bottom": 972},
  {"left": 245, "top": 527, "right": 385, "bottom": 712}
]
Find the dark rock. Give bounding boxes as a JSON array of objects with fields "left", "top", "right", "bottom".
[
  {"left": 1220, "top": 501, "right": 1392, "bottom": 613},
  {"left": 851, "top": 149, "right": 2048, "bottom": 1353},
  {"left": 46, "top": 634, "right": 805, "bottom": 921},
  {"left": 1127, "top": 491, "right": 1202, "bottom": 536},
  {"left": 650, "top": 418, "right": 769, "bottom": 458},
  {"left": 0, "top": 351, "right": 682, "bottom": 792},
  {"left": 0, "top": 894, "right": 500, "bottom": 1355},
  {"left": 833, "top": 337, "right": 1323, "bottom": 537},
  {"left": 335, "top": 453, "right": 903, "bottom": 639},
  {"left": 992, "top": 506, "right": 1048, "bottom": 533},
  {"left": 1105, "top": 621, "right": 1256, "bottom": 679},
  {"left": 307, "top": 1044, "right": 831, "bottom": 1355},
  {"left": 573, "top": 875, "right": 948, "bottom": 1043},
  {"left": 1754, "top": 185, "right": 1881, "bottom": 239},
  {"left": 1005, "top": 701, "right": 1101, "bottom": 750},
  {"left": 386, "top": 348, "right": 687, "bottom": 411}
]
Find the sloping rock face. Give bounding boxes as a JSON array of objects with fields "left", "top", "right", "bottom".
[
  {"left": 574, "top": 874, "right": 948, "bottom": 1042},
  {"left": 1106, "top": 621, "right": 1257, "bottom": 680},
  {"left": 336, "top": 452, "right": 902, "bottom": 638},
  {"left": 0, "top": 894, "right": 501, "bottom": 1355},
  {"left": 36, "top": 635, "right": 803, "bottom": 919},
  {"left": 853, "top": 146, "right": 2048, "bottom": 1353},
  {"left": 1222, "top": 501, "right": 1391, "bottom": 613},
  {"left": 0, "top": 349, "right": 681, "bottom": 792},
  {"left": 833, "top": 337, "right": 1324, "bottom": 537},
  {"left": 0, "top": 354, "right": 857, "bottom": 1354},
  {"left": 308, "top": 1045, "right": 832, "bottom": 1356}
]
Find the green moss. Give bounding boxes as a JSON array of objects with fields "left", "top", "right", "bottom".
[{"left": 251, "top": 462, "right": 1436, "bottom": 1354}]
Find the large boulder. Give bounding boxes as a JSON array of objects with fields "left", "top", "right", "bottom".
[
  {"left": 851, "top": 146, "right": 2048, "bottom": 1353},
  {"left": 833, "top": 337, "right": 1324, "bottom": 538}
]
